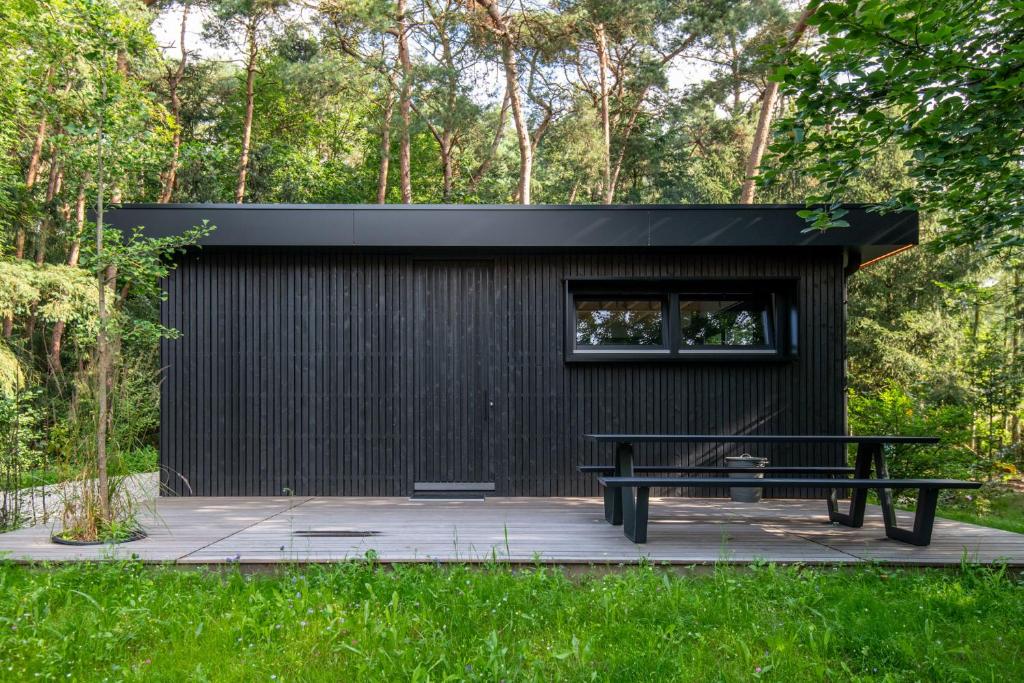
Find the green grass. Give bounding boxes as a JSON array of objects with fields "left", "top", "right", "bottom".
[
  {"left": 877, "top": 485, "right": 1024, "bottom": 536},
  {"left": 0, "top": 562, "right": 1022, "bottom": 681},
  {"left": 937, "top": 490, "right": 1024, "bottom": 535}
]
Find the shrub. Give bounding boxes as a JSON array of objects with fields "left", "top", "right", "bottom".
[{"left": 849, "top": 382, "right": 976, "bottom": 479}]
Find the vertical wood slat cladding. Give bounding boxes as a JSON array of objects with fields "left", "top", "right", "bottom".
[{"left": 161, "top": 248, "right": 845, "bottom": 496}]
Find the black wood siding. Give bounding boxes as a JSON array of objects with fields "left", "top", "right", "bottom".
[{"left": 160, "top": 248, "right": 846, "bottom": 496}]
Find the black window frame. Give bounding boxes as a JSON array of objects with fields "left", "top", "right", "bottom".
[
  {"left": 564, "top": 277, "right": 799, "bottom": 363},
  {"left": 571, "top": 294, "right": 672, "bottom": 355}
]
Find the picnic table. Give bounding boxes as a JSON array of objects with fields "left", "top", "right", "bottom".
[{"left": 581, "top": 434, "right": 980, "bottom": 546}]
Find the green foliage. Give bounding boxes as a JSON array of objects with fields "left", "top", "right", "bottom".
[
  {"left": 119, "top": 445, "right": 158, "bottom": 476},
  {"left": 0, "top": 562, "right": 1022, "bottom": 680},
  {"left": 0, "top": 388, "right": 45, "bottom": 528},
  {"left": 0, "top": 345, "right": 25, "bottom": 398},
  {"left": 0, "top": 258, "right": 98, "bottom": 347},
  {"left": 81, "top": 221, "right": 215, "bottom": 345},
  {"left": 849, "top": 382, "right": 976, "bottom": 479},
  {"left": 762, "top": 0, "right": 1024, "bottom": 251},
  {"left": 847, "top": 225, "right": 1023, "bottom": 472},
  {"left": 46, "top": 356, "right": 161, "bottom": 470}
]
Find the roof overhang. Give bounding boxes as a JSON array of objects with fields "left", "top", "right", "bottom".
[{"left": 104, "top": 203, "right": 918, "bottom": 269}]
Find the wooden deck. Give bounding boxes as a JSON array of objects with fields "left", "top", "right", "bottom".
[{"left": 2, "top": 496, "right": 1023, "bottom": 566}]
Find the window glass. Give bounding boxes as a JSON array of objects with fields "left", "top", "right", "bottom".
[
  {"left": 575, "top": 299, "right": 664, "bottom": 346},
  {"left": 679, "top": 299, "right": 768, "bottom": 347}
]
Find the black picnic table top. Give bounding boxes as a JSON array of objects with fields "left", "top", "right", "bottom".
[{"left": 583, "top": 434, "right": 939, "bottom": 445}]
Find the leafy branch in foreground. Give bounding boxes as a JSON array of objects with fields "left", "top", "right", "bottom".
[
  {"left": 80, "top": 221, "right": 216, "bottom": 346},
  {"left": 760, "top": 0, "right": 1024, "bottom": 251},
  {"left": 51, "top": 219, "right": 214, "bottom": 543}
]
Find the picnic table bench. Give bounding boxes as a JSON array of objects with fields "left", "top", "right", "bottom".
[{"left": 581, "top": 434, "right": 981, "bottom": 547}]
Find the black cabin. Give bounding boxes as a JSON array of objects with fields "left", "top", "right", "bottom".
[{"left": 106, "top": 204, "right": 918, "bottom": 498}]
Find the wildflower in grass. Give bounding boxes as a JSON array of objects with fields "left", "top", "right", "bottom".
[{"left": 755, "top": 667, "right": 762, "bottom": 674}]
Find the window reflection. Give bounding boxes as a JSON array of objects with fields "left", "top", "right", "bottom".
[
  {"left": 575, "top": 299, "right": 664, "bottom": 346},
  {"left": 679, "top": 299, "right": 769, "bottom": 346}
]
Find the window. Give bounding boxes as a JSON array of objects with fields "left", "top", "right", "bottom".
[
  {"left": 565, "top": 279, "right": 796, "bottom": 362},
  {"left": 678, "top": 297, "right": 771, "bottom": 348},
  {"left": 575, "top": 299, "right": 664, "bottom": 348}
]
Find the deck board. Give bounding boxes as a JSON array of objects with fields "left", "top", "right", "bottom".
[{"left": 2, "top": 497, "right": 1022, "bottom": 566}]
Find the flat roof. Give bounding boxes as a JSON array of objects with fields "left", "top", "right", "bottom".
[{"left": 104, "top": 204, "right": 918, "bottom": 266}]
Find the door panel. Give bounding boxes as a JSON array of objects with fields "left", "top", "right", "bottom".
[{"left": 413, "top": 260, "right": 494, "bottom": 485}]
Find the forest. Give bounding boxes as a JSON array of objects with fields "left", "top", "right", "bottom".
[{"left": 0, "top": 0, "right": 1022, "bottom": 531}]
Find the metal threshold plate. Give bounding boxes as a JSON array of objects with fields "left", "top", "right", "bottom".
[
  {"left": 293, "top": 530, "right": 380, "bottom": 538},
  {"left": 413, "top": 482, "right": 496, "bottom": 492},
  {"left": 409, "top": 492, "right": 487, "bottom": 501}
]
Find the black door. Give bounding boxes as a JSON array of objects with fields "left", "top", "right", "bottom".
[{"left": 413, "top": 260, "right": 495, "bottom": 486}]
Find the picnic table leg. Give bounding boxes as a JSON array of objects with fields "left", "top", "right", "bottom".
[
  {"left": 605, "top": 442, "right": 634, "bottom": 526},
  {"left": 870, "top": 444, "right": 899, "bottom": 532},
  {"left": 826, "top": 441, "right": 878, "bottom": 527},
  {"left": 868, "top": 445, "right": 937, "bottom": 545},
  {"left": 881, "top": 487, "right": 938, "bottom": 546},
  {"left": 622, "top": 486, "right": 650, "bottom": 543}
]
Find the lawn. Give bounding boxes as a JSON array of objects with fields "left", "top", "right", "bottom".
[
  {"left": 937, "top": 487, "right": 1024, "bottom": 536},
  {"left": 0, "top": 561, "right": 1021, "bottom": 681}
]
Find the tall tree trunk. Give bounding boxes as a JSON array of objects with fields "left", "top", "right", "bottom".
[
  {"left": 4, "top": 118, "right": 52, "bottom": 337},
  {"left": 606, "top": 35, "right": 699, "bottom": 203},
  {"left": 377, "top": 91, "right": 394, "bottom": 203},
  {"left": 475, "top": 0, "right": 531, "bottom": 204},
  {"left": 1010, "top": 266, "right": 1022, "bottom": 447},
  {"left": 159, "top": 1, "right": 190, "bottom": 203},
  {"left": 440, "top": 136, "right": 453, "bottom": 201},
  {"left": 49, "top": 182, "right": 88, "bottom": 375},
  {"left": 503, "top": 45, "right": 531, "bottom": 204},
  {"left": 467, "top": 89, "right": 509, "bottom": 192},
  {"left": 235, "top": 20, "right": 258, "bottom": 204},
  {"left": 24, "top": 123, "right": 48, "bottom": 194},
  {"left": 730, "top": 34, "right": 742, "bottom": 115},
  {"left": 431, "top": 11, "right": 459, "bottom": 203},
  {"left": 594, "top": 23, "right": 612, "bottom": 204},
  {"left": 4, "top": 123, "right": 48, "bottom": 338},
  {"left": 739, "top": 5, "right": 815, "bottom": 204},
  {"left": 95, "top": 75, "right": 111, "bottom": 523},
  {"left": 25, "top": 157, "right": 61, "bottom": 341},
  {"left": 397, "top": 0, "right": 413, "bottom": 203},
  {"left": 34, "top": 151, "right": 61, "bottom": 267},
  {"left": 606, "top": 102, "right": 642, "bottom": 205},
  {"left": 25, "top": 156, "right": 62, "bottom": 341},
  {"left": 12, "top": 66, "right": 56, "bottom": 264},
  {"left": 15, "top": 126, "right": 45, "bottom": 261}
]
